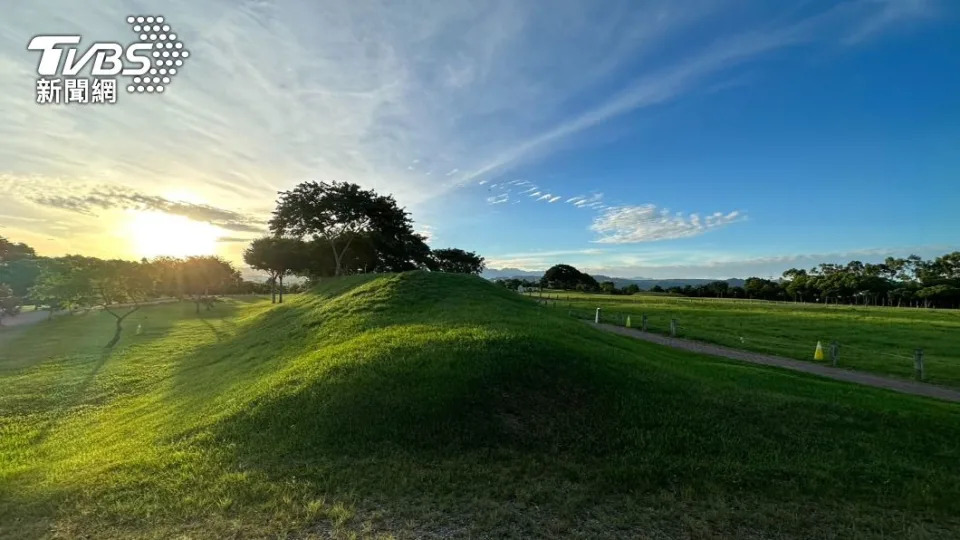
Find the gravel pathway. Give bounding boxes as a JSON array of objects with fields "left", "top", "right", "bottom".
[{"left": 590, "top": 322, "right": 960, "bottom": 403}]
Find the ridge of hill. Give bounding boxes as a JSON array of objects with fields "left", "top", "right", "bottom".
[{"left": 1, "top": 271, "right": 959, "bottom": 538}]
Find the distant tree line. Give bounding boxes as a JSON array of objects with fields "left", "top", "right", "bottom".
[
  {"left": 494, "top": 253, "right": 960, "bottom": 309},
  {"left": 0, "top": 239, "right": 259, "bottom": 344}
]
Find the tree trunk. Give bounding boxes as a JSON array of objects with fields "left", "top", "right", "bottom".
[
  {"left": 271, "top": 275, "right": 277, "bottom": 304},
  {"left": 279, "top": 275, "right": 284, "bottom": 304},
  {"left": 104, "top": 306, "right": 140, "bottom": 348}
]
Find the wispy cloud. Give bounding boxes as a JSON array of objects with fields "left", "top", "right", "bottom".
[
  {"left": 590, "top": 205, "right": 744, "bottom": 243},
  {"left": 1, "top": 177, "right": 265, "bottom": 233},
  {"left": 844, "top": 0, "right": 937, "bottom": 44}
]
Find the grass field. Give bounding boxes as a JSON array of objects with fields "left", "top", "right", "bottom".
[
  {"left": 534, "top": 291, "right": 960, "bottom": 388},
  {"left": 2, "top": 272, "right": 960, "bottom": 538}
]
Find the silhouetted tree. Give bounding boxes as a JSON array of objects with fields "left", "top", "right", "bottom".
[{"left": 431, "top": 248, "right": 485, "bottom": 275}]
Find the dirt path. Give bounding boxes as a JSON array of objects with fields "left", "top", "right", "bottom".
[{"left": 590, "top": 322, "right": 960, "bottom": 403}]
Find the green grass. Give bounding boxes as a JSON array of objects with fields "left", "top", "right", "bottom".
[
  {"left": 536, "top": 291, "right": 960, "bottom": 387},
  {"left": 2, "top": 272, "right": 960, "bottom": 538}
]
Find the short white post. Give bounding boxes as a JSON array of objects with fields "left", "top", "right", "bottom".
[{"left": 595, "top": 308, "right": 601, "bottom": 324}]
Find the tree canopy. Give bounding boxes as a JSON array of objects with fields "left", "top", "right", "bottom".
[
  {"left": 243, "top": 237, "right": 309, "bottom": 303},
  {"left": 541, "top": 264, "right": 599, "bottom": 291},
  {"left": 268, "top": 181, "right": 432, "bottom": 276},
  {"left": 430, "top": 248, "right": 485, "bottom": 275}
]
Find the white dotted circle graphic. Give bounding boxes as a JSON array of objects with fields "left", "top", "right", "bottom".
[{"left": 128, "top": 16, "right": 188, "bottom": 97}]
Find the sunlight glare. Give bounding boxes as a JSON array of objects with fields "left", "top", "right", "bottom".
[{"left": 128, "top": 211, "right": 220, "bottom": 258}]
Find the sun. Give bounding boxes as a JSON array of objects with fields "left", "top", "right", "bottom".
[{"left": 127, "top": 211, "right": 220, "bottom": 258}]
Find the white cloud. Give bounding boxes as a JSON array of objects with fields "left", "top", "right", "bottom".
[
  {"left": 590, "top": 205, "right": 744, "bottom": 243},
  {"left": 486, "top": 193, "right": 509, "bottom": 205}
]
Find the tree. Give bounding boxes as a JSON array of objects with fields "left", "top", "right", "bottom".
[
  {"left": 29, "top": 257, "right": 95, "bottom": 318},
  {"left": 541, "top": 264, "right": 598, "bottom": 291},
  {"left": 147, "top": 256, "right": 186, "bottom": 299},
  {"left": 0, "top": 258, "right": 42, "bottom": 299},
  {"left": 244, "top": 237, "right": 309, "bottom": 303},
  {"left": 0, "top": 236, "right": 36, "bottom": 263},
  {"left": 181, "top": 256, "right": 241, "bottom": 313},
  {"left": 600, "top": 281, "right": 617, "bottom": 294},
  {"left": 269, "top": 181, "right": 431, "bottom": 276},
  {"left": 431, "top": 248, "right": 485, "bottom": 275},
  {"left": 623, "top": 284, "right": 641, "bottom": 295},
  {"left": 89, "top": 259, "right": 155, "bottom": 348},
  {"left": 0, "top": 283, "right": 21, "bottom": 326}
]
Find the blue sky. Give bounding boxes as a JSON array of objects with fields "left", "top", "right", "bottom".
[{"left": 1, "top": 0, "right": 958, "bottom": 278}]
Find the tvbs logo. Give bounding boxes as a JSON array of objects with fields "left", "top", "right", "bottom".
[
  {"left": 28, "top": 36, "right": 153, "bottom": 76},
  {"left": 28, "top": 15, "right": 190, "bottom": 105}
]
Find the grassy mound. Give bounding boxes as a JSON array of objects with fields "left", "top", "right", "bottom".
[{"left": 2, "top": 271, "right": 959, "bottom": 538}]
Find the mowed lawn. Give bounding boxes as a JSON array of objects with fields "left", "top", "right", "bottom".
[
  {"left": 2, "top": 273, "right": 960, "bottom": 538},
  {"left": 540, "top": 291, "right": 960, "bottom": 387}
]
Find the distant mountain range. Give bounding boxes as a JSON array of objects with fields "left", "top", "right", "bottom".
[{"left": 481, "top": 268, "right": 745, "bottom": 291}]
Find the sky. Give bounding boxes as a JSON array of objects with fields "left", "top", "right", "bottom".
[{"left": 1, "top": 0, "right": 958, "bottom": 279}]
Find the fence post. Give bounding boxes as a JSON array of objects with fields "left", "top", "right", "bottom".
[
  {"left": 829, "top": 341, "right": 839, "bottom": 367},
  {"left": 641, "top": 314, "right": 648, "bottom": 332},
  {"left": 670, "top": 318, "right": 677, "bottom": 337},
  {"left": 595, "top": 308, "right": 601, "bottom": 324},
  {"left": 914, "top": 349, "right": 925, "bottom": 381}
]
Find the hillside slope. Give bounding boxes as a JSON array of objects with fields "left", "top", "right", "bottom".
[{"left": 2, "top": 271, "right": 960, "bottom": 538}]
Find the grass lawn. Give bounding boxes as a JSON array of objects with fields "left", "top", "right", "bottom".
[
  {"left": 535, "top": 291, "right": 960, "bottom": 388},
  {"left": 2, "top": 272, "right": 960, "bottom": 538}
]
